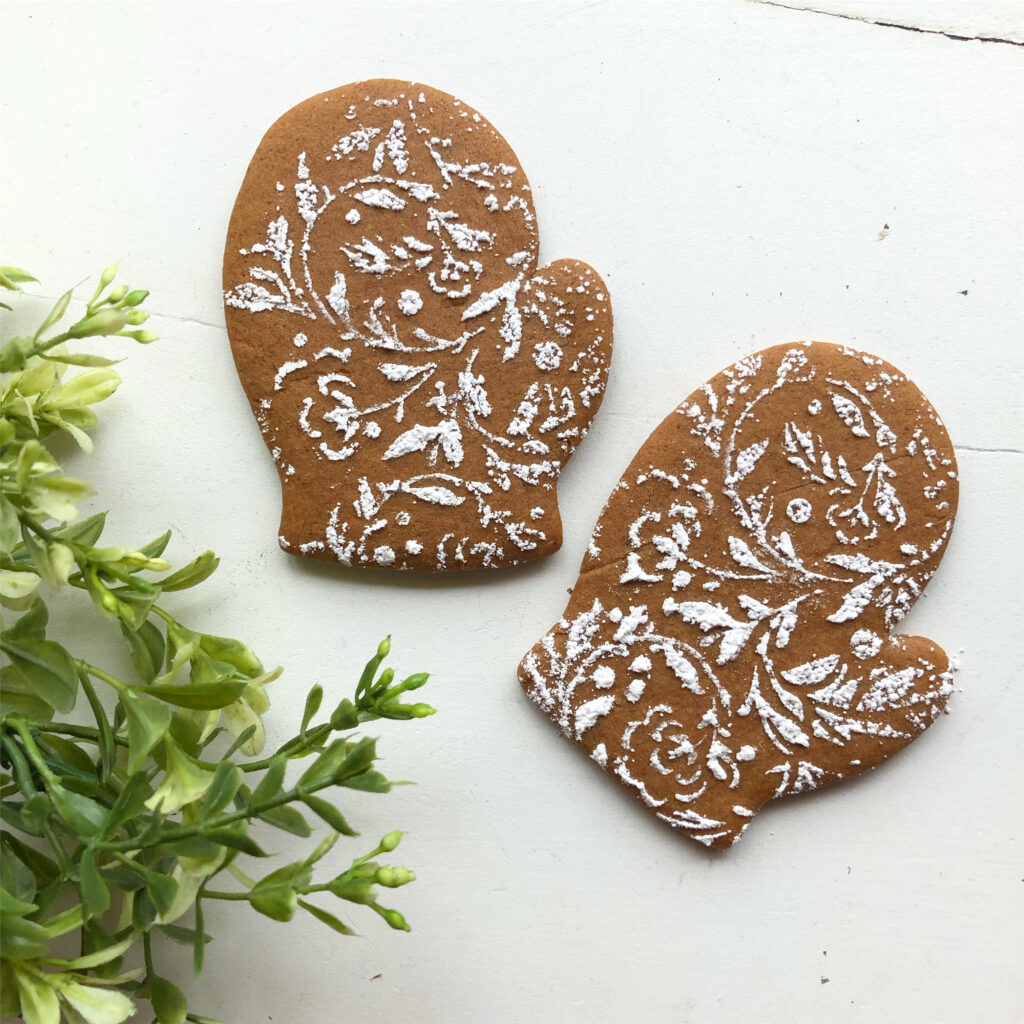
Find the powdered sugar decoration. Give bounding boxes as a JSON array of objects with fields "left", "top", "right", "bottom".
[
  {"left": 225, "top": 81, "right": 612, "bottom": 570},
  {"left": 519, "top": 343, "right": 958, "bottom": 849}
]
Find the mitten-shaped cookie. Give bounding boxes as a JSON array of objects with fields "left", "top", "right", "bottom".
[
  {"left": 224, "top": 80, "right": 612, "bottom": 570},
  {"left": 520, "top": 343, "right": 957, "bottom": 849}
]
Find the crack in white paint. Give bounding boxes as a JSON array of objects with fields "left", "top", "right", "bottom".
[
  {"left": 753, "top": 0, "right": 1024, "bottom": 46},
  {"left": 954, "top": 446, "right": 1023, "bottom": 456}
]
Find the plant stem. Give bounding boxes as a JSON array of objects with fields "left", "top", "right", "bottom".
[
  {"left": 29, "top": 720, "right": 126, "bottom": 748},
  {"left": 77, "top": 660, "right": 128, "bottom": 693},
  {"left": 92, "top": 776, "right": 341, "bottom": 854},
  {"left": 14, "top": 508, "right": 61, "bottom": 545},
  {"left": 1, "top": 731, "right": 36, "bottom": 797},
  {"left": 235, "top": 722, "right": 334, "bottom": 773},
  {"left": 10, "top": 719, "right": 57, "bottom": 784},
  {"left": 23, "top": 326, "right": 84, "bottom": 362}
]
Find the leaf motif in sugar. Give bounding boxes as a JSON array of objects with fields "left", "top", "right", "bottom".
[
  {"left": 379, "top": 363, "right": 430, "bottom": 382},
  {"left": 402, "top": 485, "right": 465, "bottom": 507},
  {"left": 732, "top": 438, "right": 769, "bottom": 481},
  {"left": 832, "top": 393, "right": 870, "bottom": 438}
]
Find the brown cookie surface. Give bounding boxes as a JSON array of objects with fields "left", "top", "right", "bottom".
[
  {"left": 519, "top": 342, "right": 958, "bottom": 849},
  {"left": 223, "top": 80, "right": 612, "bottom": 570}
]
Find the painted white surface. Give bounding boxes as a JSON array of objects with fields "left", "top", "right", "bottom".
[{"left": 1, "top": 2, "right": 1021, "bottom": 1022}]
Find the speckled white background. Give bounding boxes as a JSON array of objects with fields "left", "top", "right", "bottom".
[{"left": 2, "top": 2, "right": 1022, "bottom": 1022}]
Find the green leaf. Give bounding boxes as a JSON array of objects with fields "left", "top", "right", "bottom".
[
  {"left": 158, "top": 922, "right": 213, "bottom": 947},
  {"left": 199, "top": 761, "right": 242, "bottom": 817},
  {"left": 102, "top": 772, "right": 151, "bottom": 836},
  {"left": 0, "top": 569, "right": 41, "bottom": 602},
  {"left": 0, "top": 265, "right": 38, "bottom": 285},
  {"left": 58, "top": 511, "right": 107, "bottom": 546},
  {"left": 45, "top": 934, "right": 134, "bottom": 970},
  {"left": 220, "top": 723, "right": 256, "bottom": 759},
  {"left": 326, "top": 874, "right": 375, "bottom": 905},
  {"left": 198, "top": 828, "right": 266, "bottom": 858},
  {"left": 16, "top": 439, "right": 49, "bottom": 493},
  {"left": 1, "top": 913, "right": 51, "bottom": 959},
  {"left": 301, "top": 795, "right": 358, "bottom": 836},
  {"left": 44, "top": 352, "right": 120, "bottom": 367},
  {"left": 158, "top": 551, "right": 219, "bottom": 592},
  {"left": 300, "top": 684, "right": 323, "bottom": 738},
  {"left": 21, "top": 791, "right": 52, "bottom": 833},
  {"left": 144, "top": 740, "right": 214, "bottom": 814},
  {"left": 154, "top": 835, "right": 221, "bottom": 861},
  {"left": 2, "top": 833, "right": 57, "bottom": 898},
  {"left": 329, "top": 697, "right": 359, "bottom": 731},
  {"left": 37, "top": 733, "right": 94, "bottom": 775},
  {"left": 0, "top": 798, "right": 44, "bottom": 837},
  {"left": 48, "top": 367, "right": 120, "bottom": 407},
  {"left": 197, "top": 633, "right": 262, "bottom": 677},
  {"left": 79, "top": 672, "right": 116, "bottom": 780},
  {"left": 297, "top": 739, "right": 347, "bottom": 787},
  {"left": 121, "top": 619, "right": 165, "bottom": 683},
  {"left": 0, "top": 962, "right": 19, "bottom": 1019},
  {"left": 106, "top": 583, "right": 156, "bottom": 630},
  {"left": 53, "top": 976, "right": 135, "bottom": 1024},
  {"left": 45, "top": 412, "right": 96, "bottom": 452},
  {"left": 0, "top": 494, "right": 19, "bottom": 554},
  {"left": 251, "top": 754, "right": 286, "bottom": 805},
  {"left": 157, "top": 622, "right": 198, "bottom": 682},
  {"left": 49, "top": 783, "right": 106, "bottom": 837},
  {"left": 1, "top": 596, "right": 49, "bottom": 640},
  {"left": 193, "top": 896, "right": 207, "bottom": 974},
  {"left": 100, "top": 867, "right": 145, "bottom": 892},
  {"left": 42, "top": 903, "right": 86, "bottom": 937},
  {"left": 1, "top": 636, "right": 78, "bottom": 712},
  {"left": 299, "top": 736, "right": 377, "bottom": 788},
  {"left": 78, "top": 850, "right": 110, "bottom": 918},
  {"left": 167, "top": 711, "right": 203, "bottom": 756},
  {"left": 121, "top": 690, "right": 173, "bottom": 774},
  {"left": 298, "top": 898, "right": 356, "bottom": 936},
  {"left": 19, "top": 521, "right": 50, "bottom": 573},
  {"left": 257, "top": 861, "right": 312, "bottom": 890},
  {"left": 118, "top": 864, "right": 177, "bottom": 918},
  {"left": 134, "top": 677, "right": 248, "bottom": 710},
  {"left": 137, "top": 529, "right": 172, "bottom": 559},
  {"left": 55, "top": 404, "right": 99, "bottom": 437},
  {"left": 0, "top": 685, "right": 54, "bottom": 720},
  {"left": 149, "top": 975, "right": 188, "bottom": 1024},
  {"left": 248, "top": 861, "right": 310, "bottom": 923},
  {"left": 258, "top": 804, "right": 311, "bottom": 837},
  {"left": 339, "top": 769, "right": 391, "bottom": 793},
  {"left": 36, "top": 287, "right": 73, "bottom": 338},
  {"left": 0, "top": 884, "right": 38, "bottom": 916},
  {"left": 13, "top": 967, "right": 60, "bottom": 1024},
  {"left": 132, "top": 886, "right": 157, "bottom": 929}
]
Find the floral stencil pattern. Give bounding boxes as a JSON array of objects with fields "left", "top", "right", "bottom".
[
  {"left": 224, "top": 81, "right": 612, "bottom": 570},
  {"left": 520, "top": 343, "right": 958, "bottom": 848}
]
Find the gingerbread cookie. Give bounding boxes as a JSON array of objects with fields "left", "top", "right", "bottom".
[
  {"left": 519, "top": 343, "right": 958, "bottom": 849},
  {"left": 223, "top": 80, "right": 612, "bottom": 570}
]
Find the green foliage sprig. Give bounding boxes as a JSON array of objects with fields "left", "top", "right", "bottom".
[{"left": 0, "top": 267, "right": 434, "bottom": 1024}]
